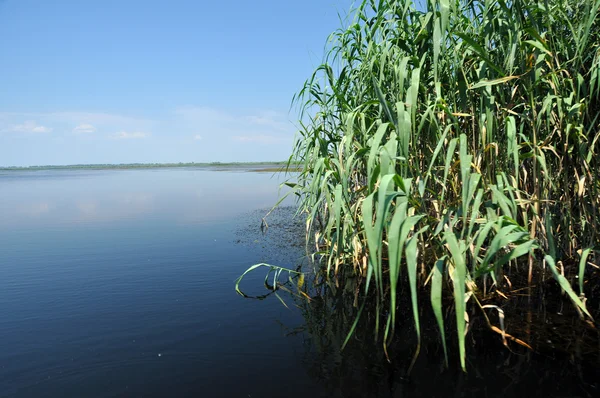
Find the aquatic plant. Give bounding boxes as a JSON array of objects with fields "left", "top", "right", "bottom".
[
  {"left": 239, "top": 0, "right": 600, "bottom": 370},
  {"left": 287, "top": 271, "right": 599, "bottom": 396}
]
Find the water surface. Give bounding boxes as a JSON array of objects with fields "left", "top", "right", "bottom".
[
  {"left": 1, "top": 168, "right": 598, "bottom": 398},
  {"left": 0, "top": 168, "right": 313, "bottom": 397}
]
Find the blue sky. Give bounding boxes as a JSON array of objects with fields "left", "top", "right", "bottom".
[{"left": 0, "top": 0, "right": 354, "bottom": 166}]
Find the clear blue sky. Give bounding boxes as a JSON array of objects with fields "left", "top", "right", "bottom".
[{"left": 0, "top": 0, "right": 354, "bottom": 166}]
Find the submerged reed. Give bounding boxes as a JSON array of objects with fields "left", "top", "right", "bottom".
[{"left": 238, "top": 0, "right": 600, "bottom": 370}]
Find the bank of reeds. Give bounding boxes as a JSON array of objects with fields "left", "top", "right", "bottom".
[{"left": 239, "top": 0, "right": 600, "bottom": 370}]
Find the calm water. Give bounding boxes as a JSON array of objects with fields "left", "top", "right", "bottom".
[
  {"left": 0, "top": 168, "right": 315, "bottom": 397},
  {"left": 1, "top": 168, "right": 599, "bottom": 398}
]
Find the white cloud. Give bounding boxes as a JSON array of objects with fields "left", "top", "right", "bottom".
[
  {"left": 112, "top": 131, "right": 149, "bottom": 139},
  {"left": 232, "top": 135, "right": 283, "bottom": 144},
  {"left": 246, "top": 113, "right": 289, "bottom": 132},
  {"left": 11, "top": 120, "right": 53, "bottom": 133},
  {"left": 0, "top": 111, "right": 155, "bottom": 138},
  {"left": 173, "top": 106, "right": 295, "bottom": 145},
  {"left": 73, "top": 123, "right": 96, "bottom": 134},
  {"left": 47, "top": 111, "right": 155, "bottom": 127}
]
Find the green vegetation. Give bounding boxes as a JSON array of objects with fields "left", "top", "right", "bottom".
[
  {"left": 238, "top": 0, "right": 600, "bottom": 371},
  {"left": 0, "top": 161, "right": 293, "bottom": 172}
]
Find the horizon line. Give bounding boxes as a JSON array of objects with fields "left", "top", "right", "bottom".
[{"left": 0, "top": 160, "right": 297, "bottom": 170}]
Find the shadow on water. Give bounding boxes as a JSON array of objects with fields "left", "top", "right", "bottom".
[
  {"left": 237, "top": 211, "right": 600, "bottom": 398},
  {"left": 289, "top": 272, "right": 599, "bottom": 398}
]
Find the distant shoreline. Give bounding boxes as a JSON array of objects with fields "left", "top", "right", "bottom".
[{"left": 0, "top": 161, "right": 301, "bottom": 172}]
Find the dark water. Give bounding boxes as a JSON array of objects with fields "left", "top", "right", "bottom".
[
  {"left": 0, "top": 168, "right": 314, "bottom": 397},
  {"left": 1, "top": 168, "right": 599, "bottom": 398}
]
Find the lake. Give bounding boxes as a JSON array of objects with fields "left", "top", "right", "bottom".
[
  {"left": 0, "top": 167, "right": 318, "bottom": 397},
  {"left": 1, "top": 167, "right": 598, "bottom": 398}
]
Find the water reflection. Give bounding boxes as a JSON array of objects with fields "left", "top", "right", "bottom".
[
  {"left": 17, "top": 202, "right": 52, "bottom": 217},
  {"left": 3, "top": 168, "right": 596, "bottom": 397},
  {"left": 0, "top": 168, "right": 312, "bottom": 398},
  {"left": 72, "top": 193, "right": 155, "bottom": 224},
  {"left": 0, "top": 169, "right": 292, "bottom": 229},
  {"left": 244, "top": 261, "right": 600, "bottom": 398}
]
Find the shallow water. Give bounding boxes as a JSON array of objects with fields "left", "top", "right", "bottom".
[{"left": 0, "top": 168, "right": 315, "bottom": 397}]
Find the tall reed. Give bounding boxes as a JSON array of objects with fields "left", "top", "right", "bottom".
[{"left": 241, "top": 0, "right": 600, "bottom": 370}]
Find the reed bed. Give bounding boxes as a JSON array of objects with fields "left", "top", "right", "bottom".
[{"left": 238, "top": 0, "right": 600, "bottom": 370}]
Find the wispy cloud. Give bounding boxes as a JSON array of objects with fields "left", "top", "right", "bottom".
[
  {"left": 0, "top": 111, "right": 155, "bottom": 138},
  {"left": 112, "top": 131, "right": 149, "bottom": 139},
  {"left": 173, "top": 106, "right": 295, "bottom": 145},
  {"left": 1, "top": 107, "right": 295, "bottom": 165},
  {"left": 232, "top": 135, "right": 284, "bottom": 144},
  {"left": 10, "top": 120, "right": 53, "bottom": 133},
  {"left": 47, "top": 111, "right": 155, "bottom": 128},
  {"left": 73, "top": 123, "right": 96, "bottom": 134},
  {"left": 246, "top": 113, "right": 289, "bottom": 132}
]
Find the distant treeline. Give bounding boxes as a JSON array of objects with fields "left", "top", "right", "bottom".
[{"left": 0, "top": 161, "right": 299, "bottom": 171}]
